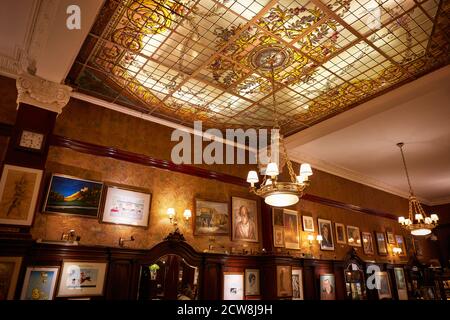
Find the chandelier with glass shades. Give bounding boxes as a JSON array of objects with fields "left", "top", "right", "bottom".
[
  {"left": 396, "top": 142, "right": 438, "bottom": 236},
  {"left": 246, "top": 57, "right": 313, "bottom": 207}
]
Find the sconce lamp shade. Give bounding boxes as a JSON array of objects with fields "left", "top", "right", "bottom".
[
  {"left": 167, "top": 208, "right": 175, "bottom": 217},
  {"left": 183, "top": 209, "right": 192, "bottom": 220},
  {"left": 307, "top": 234, "right": 314, "bottom": 241},
  {"left": 398, "top": 216, "right": 405, "bottom": 224},
  {"left": 430, "top": 214, "right": 439, "bottom": 222},
  {"left": 316, "top": 234, "right": 323, "bottom": 242}
]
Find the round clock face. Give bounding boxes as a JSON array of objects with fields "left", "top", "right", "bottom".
[{"left": 19, "top": 130, "right": 44, "bottom": 150}]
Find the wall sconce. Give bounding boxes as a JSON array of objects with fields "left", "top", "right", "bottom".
[
  {"left": 392, "top": 247, "right": 402, "bottom": 255},
  {"left": 167, "top": 207, "right": 192, "bottom": 228}
]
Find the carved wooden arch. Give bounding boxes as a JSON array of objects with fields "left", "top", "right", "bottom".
[{"left": 343, "top": 247, "right": 366, "bottom": 270}]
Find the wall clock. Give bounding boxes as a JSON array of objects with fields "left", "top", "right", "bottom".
[{"left": 16, "top": 129, "right": 46, "bottom": 152}]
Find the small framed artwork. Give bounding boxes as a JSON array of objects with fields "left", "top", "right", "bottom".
[
  {"left": 376, "top": 271, "right": 392, "bottom": 299},
  {"left": 302, "top": 215, "right": 314, "bottom": 232},
  {"left": 0, "top": 256, "right": 23, "bottom": 300},
  {"left": 375, "top": 232, "right": 388, "bottom": 255},
  {"left": 292, "top": 268, "right": 304, "bottom": 300},
  {"left": 194, "top": 199, "right": 229, "bottom": 236},
  {"left": 335, "top": 223, "right": 346, "bottom": 244},
  {"left": 244, "top": 269, "right": 260, "bottom": 296},
  {"left": 386, "top": 231, "right": 396, "bottom": 244},
  {"left": 223, "top": 272, "right": 244, "bottom": 300},
  {"left": 318, "top": 218, "right": 334, "bottom": 251},
  {"left": 395, "top": 235, "right": 407, "bottom": 256},
  {"left": 0, "top": 165, "right": 42, "bottom": 226},
  {"left": 362, "top": 232, "right": 375, "bottom": 255},
  {"left": 20, "top": 266, "right": 59, "bottom": 300},
  {"left": 347, "top": 225, "right": 362, "bottom": 247},
  {"left": 272, "top": 208, "right": 284, "bottom": 247},
  {"left": 283, "top": 209, "right": 300, "bottom": 249},
  {"left": 276, "top": 265, "right": 292, "bottom": 297},
  {"left": 394, "top": 267, "right": 408, "bottom": 300},
  {"left": 320, "top": 274, "right": 336, "bottom": 300},
  {"left": 231, "top": 197, "right": 258, "bottom": 242},
  {"left": 57, "top": 261, "right": 108, "bottom": 297},
  {"left": 101, "top": 183, "right": 151, "bottom": 227},
  {"left": 43, "top": 174, "right": 103, "bottom": 218}
]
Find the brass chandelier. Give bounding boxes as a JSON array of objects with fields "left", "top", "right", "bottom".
[
  {"left": 396, "top": 143, "right": 439, "bottom": 236},
  {"left": 246, "top": 56, "right": 313, "bottom": 207}
]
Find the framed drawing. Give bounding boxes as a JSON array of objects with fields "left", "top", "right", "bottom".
[
  {"left": 194, "top": 199, "right": 229, "bottom": 236},
  {"left": 101, "top": 184, "right": 151, "bottom": 227},
  {"left": 272, "top": 208, "right": 284, "bottom": 247},
  {"left": 283, "top": 209, "right": 300, "bottom": 249},
  {"left": 244, "top": 269, "right": 260, "bottom": 296},
  {"left": 231, "top": 197, "right": 258, "bottom": 242},
  {"left": 292, "top": 268, "right": 304, "bottom": 300},
  {"left": 347, "top": 225, "right": 362, "bottom": 247},
  {"left": 57, "top": 261, "right": 107, "bottom": 297},
  {"left": 20, "top": 266, "right": 59, "bottom": 300},
  {"left": 276, "top": 265, "right": 292, "bottom": 297},
  {"left": 0, "top": 165, "right": 42, "bottom": 226},
  {"left": 320, "top": 274, "right": 336, "bottom": 300},
  {"left": 0, "top": 256, "right": 22, "bottom": 300},
  {"left": 375, "top": 232, "right": 388, "bottom": 255},
  {"left": 318, "top": 218, "right": 334, "bottom": 251},
  {"left": 362, "top": 232, "right": 375, "bottom": 255},
  {"left": 394, "top": 267, "right": 408, "bottom": 300},
  {"left": 335, "top": 223, "right": 346, "bottom": 244},
  {"left": 302, "top": 215, "right": 314, "bottom": 232},
  {"left": 386, "top": 230, "right": 396, "bottom": 244},
  {"left": 376, "top": 271, "right": 392, "bottom": 299},
  {"left": 223, "top": 272, "right": 244, "bottom": 300},
  {"left": 395, "top": 235, "right": 407, "bottom": 256},
  {"left": 43, "top": 174, "right": 103, "bottom": 218}
]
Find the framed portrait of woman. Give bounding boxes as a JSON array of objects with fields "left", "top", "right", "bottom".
[
  {"left": 231, "top": 197, "right": 258, "bottom": 243},
  {"left": 318, "top": 218, "right": 334, "bottom": 251},
  {"left": 244, "top": 269, "right": 260, "bottom": 296}
]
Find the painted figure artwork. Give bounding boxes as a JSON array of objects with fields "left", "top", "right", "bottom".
[
  {"left": 283, "top": 209, "right": 300, "bottom": 249},
  {"left": 43, "top": 174, "right": 103, "bottom": 217},
  {"left": 194, "top": 199, "right": 229, "bottom": 235},
  {"left": 292, "top": 268, "right": 303, "bottom": 300},
  {"left": 20, "top": 267, "right": 59, "bottom": 300},
  {"left": 277, "top": 266, "right": 292, "bottom": 297},
  {"left": 335, "top": 223, "right": 346, "bottom": 244},
  {"left": 320, "top": 274, "right": 336, "bottom": 300},
  {"left": 58, "top": 262, "right": 107, "bottom": 297},
  {"left": 232, "top": 197, "right": 258, "bottom": 242},
  {"left": 318, "top": 219, "right": 334, "bottom": 251}
]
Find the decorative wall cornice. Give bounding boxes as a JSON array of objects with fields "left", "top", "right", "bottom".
[{"left": 16, "top": 73, "right": 72, "bottom": 113}]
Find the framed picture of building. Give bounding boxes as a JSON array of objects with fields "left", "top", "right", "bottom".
[
  {"left": 223, "top": 272, "right": 244, "bottom": 300},
  {"left": 194, "top": 199, "right": 229, "bottom": 236},
  {"left": 57, "top": 261, "right": 108, "bottom": 297},
  {"left": 320, "top": 274, "right": 336, "bottom": 300},
  {"left": 101, "top": 183, "right": 151, "bottom": 227},
  {"left": 0, "top": 256, "right": 23, "bottom": 300},
  {"left": 0, "top": 165, "right": 42, "bottom": 226},
  {"left": 276, "top": 265, "right": 292, "bottom": 297},
  {"left": 318, "top": 219, "right": 334, "bottom": 251},
  {"left": 20, "top": 266, "right": 59, "bottom": 300},
  {"left": 231, "top": 197, "right": 258, "bottom": 243},
  {"left": 244, "top": 269, "right": 260, "bottom": 296},
  {"left": 43, "top": 174, "right": 103, "bottom": 218},
  {"left": 283, "top": 209, "right": 300, "bottom": 249}
]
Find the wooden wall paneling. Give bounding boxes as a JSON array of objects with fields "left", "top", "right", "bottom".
[
  {"left": 105, "top": 260, "right": 133, "bottom": 300},
  {"left": 333, "top": 261, "right": 346, "bottom": 300},
  {"left": 261, "top": 202, "right": 275, "bottom": 253},
  {"left": 303, "top": 259, "right": 316, "bottom": 300},
  {"left": 202, "top": 255, "right": 224, "bottom": 300}
]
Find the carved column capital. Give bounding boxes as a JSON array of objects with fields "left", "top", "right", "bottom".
[{"left": 16, "top": 73, "right": 72, "bottom": 114}]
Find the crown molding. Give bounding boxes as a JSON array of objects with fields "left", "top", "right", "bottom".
[{"left": 429, "top": 197, "right": 450, "bottom": 206}]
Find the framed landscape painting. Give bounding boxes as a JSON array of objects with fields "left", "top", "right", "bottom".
[
  {"left": 0, "top": 165, "right": 42, "bottom": 226},
  {"left": 57, "top": 261, "right": 107, "bottom": 297},
  {"left": 0, "top": 256, "right": 22, "bottom": 300},
  {"left": 20, "top": 266, "right": 59, "bottom": 300},
  {"left": 232, "top": 197, "right": 258, "bottom": 243},
  {"left": 283, "top": 209, "right": 300, "bottom": 249},
  {"left": 43, "top": 174, "right": 103, "bottom": 218},
  {"left": 101, "top": 184, "right": 151, "bottom": 227},
  {"left": 194, "top": 199, "right": 229, "bottom": 236}
]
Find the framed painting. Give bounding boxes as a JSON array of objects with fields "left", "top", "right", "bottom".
[
  {"left": 244, "top": 269, "right": 260, "bottom": 296},
  {"left": 395, "top": 235, "right": 407, "bottom": 256},
  {"left": 302, "top": 215, "right": 314, "bottom": 232},
  {"left": 386, "top": 230, "right": 396, "bottom": 244},
  {"left": 0, "top": 256, "right": 22, "bottom": 300},
  {"left": 0, "top": 164, "right": 42, "bottom": 226},
  {"left": 318, "top": 218, "right": 334, "bottom": 251},
  {"left": 20, "top": 266, "right": 59, "bottom": 300},
  {"left": 394, "top": 267, "right": 408, "bottom": 300},
  {"left": 43, "top": 174, "right": 103, "bottom": 218},
  {"left": 375, "top": 232, "right": 388, "bottom": 255},
  {"left": 223, "top": 272, "right": 244, "bottom": 300},
  {"left": 57, "top": 261, "right": 108, "bottom": 297},
  {"left": 347, "top": 225, "right": 362, "bottom": 247},
  {"left": 320, "top": 274, "right": 336, "bottom": 300},
  {"left": 376, "top": 271, "right": 392, "bottom": 299},
  {"left": 283, "top": 209, "right": 300, "bottom": 249},
  {"left": 276, "top": 265, "right": 292, "bottom": 297},
  {"left": 194, "top": 199, "right": 229, "bottom": 236},
  {"left": 272, "top": 208, "right": 284, "bottom": 248},
  {"left": 335, "top": 223, "right": 346, "bottom": 244},
  {"left": 231, "top": 197, "right": 258, "bottom": 242},
  {"left": 101, "top": 183, "right": 151, "bottom": 227},
  {"left": 292, "top": 268, "right": 304, "bottom": 300},
  {"left": 362, "top": 232, "right": 375, "bottom": 255}
]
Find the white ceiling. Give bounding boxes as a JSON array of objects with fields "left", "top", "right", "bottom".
[{"left": 287, "top": 65, "right": 450, "bottom": 205}]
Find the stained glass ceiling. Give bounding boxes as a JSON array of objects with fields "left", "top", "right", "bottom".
[{"left": 67, "top": 0, "right": 450, "bottom": 135}]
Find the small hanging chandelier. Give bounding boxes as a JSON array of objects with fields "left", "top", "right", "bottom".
[
  {"left": 246, "top": 56, "right": 313, "bottom": 207},
  {"left": 396, "top": 142, "right": 438, "bottom": 236}
]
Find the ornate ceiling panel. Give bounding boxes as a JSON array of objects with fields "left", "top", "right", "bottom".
[{"left": 67, "top": 0, "right": 450, "bottom": 135}]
